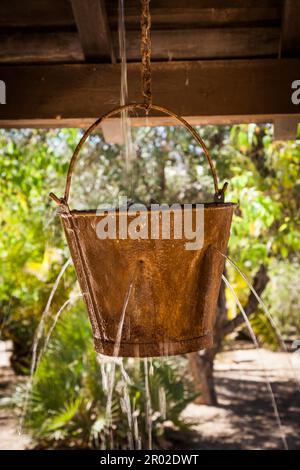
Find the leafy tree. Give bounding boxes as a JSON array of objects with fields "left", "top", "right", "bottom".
[{"left": 0, "top": 129, "right": 77, "bottom": 371}]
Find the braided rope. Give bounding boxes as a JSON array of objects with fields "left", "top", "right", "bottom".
[
  {"left": 141, "top": 0, "right": 152, "bottom": 107},
  {"left": 49, "top": 1, "right": 228, "bottom": 206}
]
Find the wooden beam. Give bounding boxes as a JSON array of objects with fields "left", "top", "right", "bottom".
[
  {"left": 0, "top": 27, "right": 280, "bottom": 64},
  {"left": 0, "top": 0, "right": 282, "bottom": 29},
  {"left": 280, "top": 0, "right": 300, "bottom": 57},
  {"left": 120, "top": 27, "right": 280, "bottom": 61},
  {"left": 1, "top": 115, "right": 298, "bottom": 130},
  {"left": 71, "top": 0, "right": 115, "bottom": 63},
  {"left": 0, "top": 33, "right": 83, "bottom": 64},
  {"left": 0, "top": 60, "right": 300, "bottom": 127},
  {"left": 273, "top": 116, "right": 299, "bottom": 139},
  {"left": 107, "top": 0, "right": 282, "bottom": 28},
  {"left": 0, "top": 0, "right": 74, "bottom": 28}
]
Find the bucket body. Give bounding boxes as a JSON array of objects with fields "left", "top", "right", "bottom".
[{"left": 59, "top": 203, "right": 235, "bottom": 357}]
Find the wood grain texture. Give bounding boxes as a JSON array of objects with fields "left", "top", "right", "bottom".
[
  {"left": 107, "top": 0, "right": 282, "bottom": 28},
  {"left": 117, "top": 27, "right": 280, "bottom": 60},
  {"left": 71, "top": 0, "right": 115, "bottom": 62},
  {"left": 0, "top": 27, "right": 280, "bottom": 63},
  {"left": 280, "top": 0, "right": 300, "bottom": 57},
  {"left": 0, "top": 0, "right": 282, "bottom": 29},
  {"left": 0, "top": 33, "right": 84, "bottom": 63},
  {"left": 0, "top": 59, "right": 299, "bottom": 127}
]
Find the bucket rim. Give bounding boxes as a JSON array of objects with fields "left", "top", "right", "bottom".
[{"left": 65, "top": 202, "right": 237, "bottom": 216}]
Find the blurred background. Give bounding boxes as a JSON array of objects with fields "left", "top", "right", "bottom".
[{"left": 0, "top": 122, "right": 300, "bottom": 450}]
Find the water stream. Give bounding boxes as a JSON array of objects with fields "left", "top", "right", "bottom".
[
  {"left": 37, "top": 293, "right": 83, "bottom": 366},
  {"left": 222, "top": 274, "right": 289, "bottom": 450},
  {"left": 18, "top": 258, "right": 72, "bottom": 434},
  {"left": 217, "top": 250, "right": 300, "bottom": 390},
  {"left": 105, "top": 278, "right": 136, "bottom": 442},
  {"left": 144, "top": 358, "right": 153, "bottom": 450},
  {"left": 118, "top": 0, "right": 135, "bottom": 198},
  {"left": 30, "top": 258, "right": 71, "bottom": 377}
]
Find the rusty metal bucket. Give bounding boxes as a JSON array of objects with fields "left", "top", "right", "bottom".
[{"left": 50, "top": 103, "right": 236, "bottom": 357}]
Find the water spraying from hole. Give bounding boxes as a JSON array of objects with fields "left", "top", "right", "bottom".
[
  {"left": 18, "top": 258, "right": 72, "bottom": 435},
  {"left": 133, "top": 408, "right": 142, "bottom": 450},
  {"left": 222, "top": 274, "right": 288, "bottom": 450},
  {"left": 37, "top": 293, "right": 83, "bottom": 367},
  {"left": 31, "top": 258, "right": 71, "bottom": 376},
  {"left": 216, "top": 249, "right": 300, "bottom": 391},
  {"left": 119, "top": 372, "right": 134, "bottom": 449},
  {"left": 105, "top": 277, "right": 136, "bottom": 446},
  {"left": 159, "top": 385, "right": 167, "bottom": 420},
  {"left": 118, "top": 0, "right": 135, "bottom": 197}
]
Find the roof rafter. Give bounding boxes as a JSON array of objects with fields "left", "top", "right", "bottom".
[{"left": 71, "top": 0, "right": 115, "bottom": 63}]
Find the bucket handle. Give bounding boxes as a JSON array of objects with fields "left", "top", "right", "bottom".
[{"left": 50, "top": 102, "right": 228, "bottom": 206}]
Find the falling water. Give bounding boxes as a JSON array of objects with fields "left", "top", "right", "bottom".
[
  {"left": 18, "top": 258, "right": 72, "bottom": 434},
  {"left": 31, "top": 258, "right": 71, "bottom": 377},
  {"left": 159, "top": 386, "right": 167, "bottom": 420},
  {"left": 222, "top": 274, "right": 288, "bottom": 450},
  {"left": 119, "top": 376, "right": 134, "bottom": 449},
  {"left": 37, "top": 293, "right": 83, "bottom": 367},
  {"left": 105, "top": 278, "right": 136, "bottom": 447},
  {"left": 133, "top": 409, "right": 142, "bottom": 450},
  {"left": 217, "top": 249, "right": 300, "bottom": 390},
  {"left": 19, "top": 294, "right": 81, "bottom": 433},
  {"left": 149, "top": 358, "right": 154, "bottom": 376},
  {"left": 144, "top": 358, "right": 153, "bottom": 450},
  {"left": 218, "top": 251, "right": 289, "bottom": 350},
  {"left": 118, "top": 0, "right": 135, "bottom": 197}
]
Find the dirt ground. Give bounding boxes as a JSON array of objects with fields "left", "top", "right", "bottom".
[{"left": 0, "top": 340, "right": 300, "bottom": 450}]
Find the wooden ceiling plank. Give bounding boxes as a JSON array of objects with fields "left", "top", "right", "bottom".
[
  {"left": 0, "top": 0, "right": 74, "bottom": 28},
  {"left": 0, "top": 33, "right": 84, "bottom": 64},
  {"left": 0, "top": 27, "right": 280, "bottom": 64},
  {"left": 106, "top": 0, "right": 282, "bottom": 29},
  {"left": 0, "top": 59, "right": 299, "bottom": 126},
  {"left": 280, "top": 0, "right": 300, "bottom": 56},
  {"left": 71, "top": 0, "right": 115, "bottom": 62},
  {"left": 0, "top": 0, "right": 282, "bottom": 29},
  {"left": 119, "top": 27, "right": 280, "bottom": 61}
]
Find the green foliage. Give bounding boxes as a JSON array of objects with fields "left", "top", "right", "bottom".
[
  {"left": 1, "top": 122, "right": 300, "bottom": 446},
  {"left": 0, "top": 129, "right": 78, "bottom": 371},
  {"left": 226, "top": 124, "right": 300, "bottom": 271},
  {"left": 16, "top": 303, "right": 196, "bottom": 449}
]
